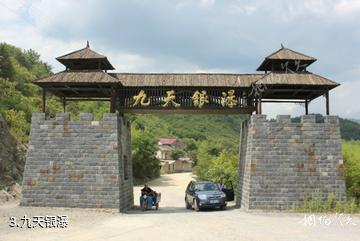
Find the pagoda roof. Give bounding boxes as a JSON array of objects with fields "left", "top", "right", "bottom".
[
  {"left": 34, "top": 70, "right": 118, "bottom": 84},
  {"left": 255, "top": 72, "right": 338, "bottom": 86},
  {"left": 56, "top": 42, "right": 114, "bottom": 70},
  {"left": 257, "top": 46, "right": 317, "bottom": 71},
  {"left": 111, "top": 73, "right": 263, "bottom": 87}
]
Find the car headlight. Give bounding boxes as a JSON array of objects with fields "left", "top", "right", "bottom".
[
  {"left": 220, "top": 193, "right": 226, "bottom": 198},
  {"left": 198, "top": 194, "right": 207, "bottom": 200}
]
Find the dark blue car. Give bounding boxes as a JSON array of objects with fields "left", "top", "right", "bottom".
[{"left": 185, "top": 180, "right": 228, "bottom": 211}]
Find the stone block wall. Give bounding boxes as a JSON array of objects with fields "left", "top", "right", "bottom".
[
  {"left": 237, "top": 114, "right": 346, "bottom": 210},
  {"left": 20, "top": 113, "right": 133, "bottom": 212},
  {"left": 237, "top": 117, "right": 250, "bottom": 207}
]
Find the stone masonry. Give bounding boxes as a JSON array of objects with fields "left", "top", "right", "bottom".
[
  {"left": 237, "top": 114, "right": 346, "bottom": 210},
  {"left": 20, "top": 113, "right": 133, "bottom": 212}
]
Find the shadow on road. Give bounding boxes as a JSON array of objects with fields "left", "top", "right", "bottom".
[{"left": 127, "top": 203, "right": 238, "bottom": 215}]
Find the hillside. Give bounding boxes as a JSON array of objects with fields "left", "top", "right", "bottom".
[
  {"left": 1, "top": 43, "right": 360, "bottom": 147},
  {"left": 339, "top": 118, "right": 360, "bottom": 140},
  {"left": 351, "top": 119, "right": 360, "bottom": 124},
  {"left": 1, "top": 42, "right": 360, "bottom": 186},
  {"left": 291, "top": 114, "right": 360, "bottom": 140},
  {"left": 131, "top": 114, "right": 244, "bottom": 152},
  {"left": 0, "top": 114, "right": 26, "bottom": 190}
]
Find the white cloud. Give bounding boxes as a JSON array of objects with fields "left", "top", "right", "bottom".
[
  {"left": 107, "top": 52, "right": 156, "bottom": 73},
  {"left": 331, "top": 80, "right": 360, "bottom": 118},
  {"left": 0, "top": 0, "right": 24, "bottom": 22},
  {"left": 263, "top": 102, "right": 304, "bottom": 119},
  {"left": 200, "top": 0, "right": 216, "bottom": 7},
  {"left": 334, "top": 0, "right": 360, "bottom": 14},
  {"left": 0, "top": 0, "right": 360, "bottom": 118}
]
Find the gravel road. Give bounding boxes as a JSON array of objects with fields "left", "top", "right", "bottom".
[{"left": 1, "top": 172, "right": 359, "bottom": 241}]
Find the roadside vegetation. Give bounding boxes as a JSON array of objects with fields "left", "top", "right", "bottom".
[
  {"left": 293, "top": 141, "right": 360, "bottom": 213},
  {"left": 293, "top": 193, "right": 359, "bottom": 213},
  {"left": 343, "top": 141, "right": 360, "bottom": 201}
]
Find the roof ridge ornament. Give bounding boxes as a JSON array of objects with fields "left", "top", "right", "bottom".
[
  {"left": 281, "top": 43, "right": 284, "bottom": 49},
  {"left": 86, "top": 40, "right": 90, "bottom": 48}
]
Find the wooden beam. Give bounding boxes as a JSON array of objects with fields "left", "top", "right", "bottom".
[
  {"left": 46, "top": 87, "right": 110, "bottom": 91},
  {"left": 118, "top": 106, "right": 256, "bottom": 115},
  {"left": 65, "top": 98, "right": 111, "bottom": 101},
  {"left": 62, "top": 97, "right": 66, "bottom": 113},
  {"left": 42, "top": 89, "right": 46, "bottom": 113},
  {"left": 261, "top": 100, "right": 306, "bottom": 103},
  {"left": 305, "top": 99, "right": 309, "bottom": 115},
  {"left": 325, "top": 91, "right": 330, "bottom": 115},
  {"left": 65, "top": 84, "right": 80, "bottom": 94},
  {"left": 258, "top": 98, "right": 262, "bottom": 115},
  {"left": 45, "top": 92, "right": 112, "bottom": 98},
  {"left": 97, "top": 85, "right": 112, "bottom": 96},
  {"left": 110, "top": 89, "right": 117, "bottom": 113},
  {"left": 291, "top": 86, "right": 306, "bottom": 97},
  {"left": 265, "top": 89, "right": 329, "bottom": 93}
]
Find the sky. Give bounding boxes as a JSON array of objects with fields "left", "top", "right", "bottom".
[{"left": 0, "top": 0, "right": 359, "bottom": 119}]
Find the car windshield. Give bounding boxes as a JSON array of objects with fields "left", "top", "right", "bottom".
[{"left": 195, "top": 182, "right": 219, "bottom": 191}]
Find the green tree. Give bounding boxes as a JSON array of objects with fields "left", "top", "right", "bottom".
[
  {"left": 0, "top": 43, "right": 53, "bottom": 143},
  {"left": 193, "top": 140, "right": 222, "bottom": 180},
  {"left": 131, "top": 127, "right": 160, "bottom": 183},
  {"left": 171, "top": 149, "right": 185, "bottom": 160},
  {"left": 205, "top": 150, "right": 239, "bottom": 190}
]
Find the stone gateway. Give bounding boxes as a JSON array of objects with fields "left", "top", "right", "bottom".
[{"left": 20, "top": 43, "right": 346, "bottom": 211}]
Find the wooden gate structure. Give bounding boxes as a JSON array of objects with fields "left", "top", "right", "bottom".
[
  {"left": 20, "top": 42, "right": 346, "bottom": 211},
  {"left": 34, "top": 42, "right": 338, "bottom": 115}
]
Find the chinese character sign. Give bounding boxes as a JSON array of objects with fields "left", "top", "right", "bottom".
[
  {"left": 221, "top": 89, "right": 237, "bottom": 108},
  {"left": 191, "top": 90, "right": 209, "bottom": 108},
  {"left": 163, "top": 90, "right": 180, "bottom": 107},
  {"left": 130, "top": 88, "right": 244, "bottom": 109},
  {"left": 133, "top": 90, "right": 150, "bottom": 107}
]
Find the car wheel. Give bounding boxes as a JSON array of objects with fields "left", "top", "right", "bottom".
[
  {"left": 185, "top": 198, "right": 191, "bottom": 209},
  {"left": 220, "top": 204, "right": 227, "bottom": 210},
  {"left": 194, "top": 199, "right": 200, "bottom": 212}
]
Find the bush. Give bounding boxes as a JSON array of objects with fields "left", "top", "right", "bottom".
[
  {"left": 3, "top": 109, "right": 29, "bottom": 143},
  {"left": 131, "top": 127, "right": 160, "bottom": 184},
  {"left": 343, "top": 141, "right": 360, "bottom": 201},
  {"left": 171, "top": 149, "right": 185, "bottom": 160},
  {"left": 194, "top": 148, "right": 238, "bottom": 190},
  {"left": 293, "top": 192, "right": 360, "bottom": 213}
]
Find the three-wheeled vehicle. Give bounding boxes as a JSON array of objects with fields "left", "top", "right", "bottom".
[{"left": 142, "top": 192, "right": 161, "bottom": 210}]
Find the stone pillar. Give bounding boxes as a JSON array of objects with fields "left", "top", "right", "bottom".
[
  {"left": 20, "top": 113, "right": 133, "bottom": 212},
  {"left": 237, "top": 114, "right": 346, "bottom": 210},
  {"left": 237, "top": 115, "right": 250, "bottom": 208}
]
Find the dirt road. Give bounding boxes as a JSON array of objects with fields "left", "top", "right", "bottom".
[
  {"left": 1, "top": 172, "right": 360, "bottom": 241},
  {"left": 133, "top": 172, "right": 195, "bottom": 209}
]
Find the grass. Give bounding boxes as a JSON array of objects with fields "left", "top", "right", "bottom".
[{"left": 293, "top": 192, "right": 359, "bottom": 213}]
